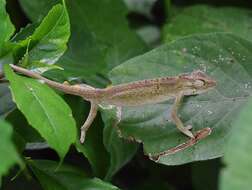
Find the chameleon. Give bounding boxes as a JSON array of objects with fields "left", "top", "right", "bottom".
[{"left": 9, "top": 64, "right": 216, "bottom": 144}]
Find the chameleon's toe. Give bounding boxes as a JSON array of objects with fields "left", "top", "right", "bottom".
[{"left": 80, "top": 131, "right": 86, "bottom": 144}]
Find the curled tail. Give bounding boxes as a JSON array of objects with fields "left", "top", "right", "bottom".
[{"left": 10, "top": 64, "right": 96, "bottom": 99}]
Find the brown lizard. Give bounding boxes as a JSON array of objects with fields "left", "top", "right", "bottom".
[{"left": 9, "top": 64, "right": 216, "bottom": 143}]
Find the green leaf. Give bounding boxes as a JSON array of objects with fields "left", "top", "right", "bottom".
[
  {"left": 163, "top": 5, "right": 252, "bottom": 43},
  {"left": 0, "top": 0, "right": 15, "bottom": 47},
  {"left": 0, "top": 119, "right": 22, "bottom": 179},
  {"left": 219, "top": 98, "right": 252, "bottom": 190},
  {"left": 106, "top": 33, "right": 252, "bottom": 165},
  {"left": 28, "top": 160, "right": 120, "bottom": 190},
  {"left": 18, "top": 3, "right": 70, "bottom": 69},
  {"left": 19, "top": 0, "right": 147, "bottom": 85},
  {"left": 4, "top": 64, "right": 77, "bottom": 160},
  {"left": 101, "top": 107, "right": 138, "bottom": 180}
]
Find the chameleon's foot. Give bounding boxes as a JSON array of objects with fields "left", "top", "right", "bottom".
[
  {"left": 80, "top": 130, "right": 86, "bottom": 144},
  {"left": 79, "top": 102, "right": 98, "bottom": 144},
  {"left": 182, "top": 129, "right": 195, "bottom": 139},
  {"left": 171, "top": 93, "right": 195, "bottom": 139},
  {"left": 185, "top": 125, "right": 192, "bottom": 130}
]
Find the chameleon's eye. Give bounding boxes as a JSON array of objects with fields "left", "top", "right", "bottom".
[{"left": 194, "top": 79, "right": 205, "bottom": 87}]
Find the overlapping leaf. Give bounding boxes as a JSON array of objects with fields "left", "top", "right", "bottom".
[
  {"left": 4, "top": 64, "right": 76, "bottom": 160},
  {"left": 1, "top": 1, "right": 70, "bottom": 117},
  {"left": 106, "top": 33, "right": 252, "bottom": 165},
  {"left": 19, "top": 0, "right": 147, "bottom": 83},
  {"left": 16, "top": 3, "right": 70, "bottom": 69}
]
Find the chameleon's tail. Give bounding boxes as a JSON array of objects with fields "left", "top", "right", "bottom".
[{"left": 10, "top": 64, "right": 96, "bottom": 99}]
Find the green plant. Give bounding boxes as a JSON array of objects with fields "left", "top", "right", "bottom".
[{"left": 1, "top": 0, "right": 252, "bottom": 189}]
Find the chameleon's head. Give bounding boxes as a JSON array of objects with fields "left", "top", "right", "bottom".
[{"left": 180, "top": 70, "right": 217, "bottom": 95}]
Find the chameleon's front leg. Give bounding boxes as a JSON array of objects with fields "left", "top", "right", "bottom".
[
  {"left": 171, "top": 93, "right": 194, "bottom": 138},
  {"left": 80, "top": 102, "right": 98, "bottom": 143}
]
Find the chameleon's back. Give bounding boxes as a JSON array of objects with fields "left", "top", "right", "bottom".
[
  {"left": 99, "top": 77, "right": 182, "bottom": 106},
  {"left": 98, "top": 71, "right": 216, "bottom": 106}
]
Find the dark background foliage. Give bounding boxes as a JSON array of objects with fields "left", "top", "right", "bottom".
[{"left": 1, "top": 0, "right": 252, "bottom": 189}]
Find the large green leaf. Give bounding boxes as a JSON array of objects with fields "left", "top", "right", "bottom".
[
  {"left": 0, "top": 0, "right": 15, "bottom": 48},
  {"left": 17, "top": 3, "right": 70, "bottom": 68},
  {"left": 4, "top": 64, "right": 76, "bottom": 160},
  {"left": 28, "top": 160, "right": 120, "bottom": 190},
  {"left": 219, "top": 98, "right": 252, "bottom": 190},
  {"left": 19, "top": 0, "right": 147, "bottom": 84},
  {"left": 105, "top": 33, "right": 252, "bottom": 165},
  {"left": 0, "top": 119, "right": 22, "bottom": 180},
  {"left": 163, "top": 5, "right": 252, "bottom": 43}
]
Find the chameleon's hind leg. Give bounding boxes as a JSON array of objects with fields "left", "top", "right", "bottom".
[
  {"left": 171, "top": 93, "right": 194, "bottom": 138},
  {"left": 80, "top": 102, "right": 98, "bottom": 144}
]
